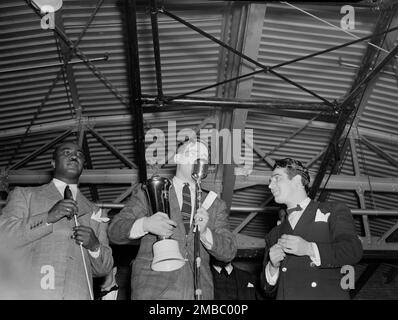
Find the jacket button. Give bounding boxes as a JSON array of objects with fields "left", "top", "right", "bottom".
[
  {"left": 282, "top": 267, "right": 287, "bottom": 272},
  {"left": 311, "top": 282, "right": 317, "bottom": 288}
]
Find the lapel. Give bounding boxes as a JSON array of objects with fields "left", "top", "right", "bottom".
[
  {"left": 76, "top": 190, "right": 93, "bottom": 217},
  {"left": 291, "top": 200, "right": 319, "bottom": 237},
  {"left": 67, "top": 183, "right": 96, "bottom": 227},
  {"left": 42, "top": 181, "right": 63, "bottom": 203},
  {"left": 278, "top": 218, "right": 293, "bottom": 238}
]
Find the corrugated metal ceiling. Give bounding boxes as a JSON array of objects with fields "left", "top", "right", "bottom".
[{"left": 1, "top": 0, "right": 398, "bottom": 243}]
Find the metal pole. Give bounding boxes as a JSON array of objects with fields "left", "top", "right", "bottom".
[
  {"left": 125, "top": 0, "right": 147, "bottom": 182},
  {"left": 310, "top": 43, "right": 398, "bottom": 199},
  {"left": 156, "top": 24, "right": 398, "bottom": 102},
  {"left": 150, "top": 0, "right": 164, "bottom": 103},
  {"left": 161, "top": 8, "right": 332, "bottom": 106},
  {"left": 141, "top": 95, "right": 332, "bottom": 111},
  {"left": 0, "top": 55, "right": 108, "bottom": 74}
]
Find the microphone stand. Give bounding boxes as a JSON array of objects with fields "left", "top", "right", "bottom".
[
  {"left": 193, "top": 178, "right": 202, "bottom": 300},
  {"left": 65, "top": 187, "right": 94, "bottom": 300},
  {"left": 73, "top": 215, "right": 94, "bottom": 300}
]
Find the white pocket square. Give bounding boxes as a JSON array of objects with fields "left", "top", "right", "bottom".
[
  {"left": 247, "top": 282, "right": 254, "bottom": 288},
  {"left": 91, "top": 209, "right": 110, "bottom": 223},
  {"left": 315, "top": 209, "right": 330, "bottom": 223}
]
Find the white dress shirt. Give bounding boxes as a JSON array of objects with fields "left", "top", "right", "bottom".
[
  {"left": 265, "top": 197, "right": 321, "bottom": 285},
  {"left": 129, "top": 176, "right": 213, "bottom": 249},
  {"left": 52, "top": 178, "right": 100, "bottom": 258},
  {"left": 212, "top": 263, "right": 233, "bottom": 275}
]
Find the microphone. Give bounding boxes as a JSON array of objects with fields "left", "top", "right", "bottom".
[{"left": 191, "top": 158, "right": 208, "bottom": 181}]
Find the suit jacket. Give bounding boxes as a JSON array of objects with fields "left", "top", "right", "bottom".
[
  {"left": 0, "top": 182, "right": 114, "bottom": 300},
  {"left": 211, "top": 265, "right": 261, "bottom": 300},
  {"left": 108, "top": 183, "right": 237, "bottom": 300},
  {"left": 261, "top": 200, "right": 363, "bottom": 300}
]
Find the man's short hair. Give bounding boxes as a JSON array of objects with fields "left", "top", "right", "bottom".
[
  {"left": 176, "top": 138, "right": 210, "bottom": 161},
  {"left": 273, "top": 158, "right": 310, "bottom": 189}
]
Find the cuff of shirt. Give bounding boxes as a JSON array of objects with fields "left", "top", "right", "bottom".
[
  {"left": 265, "top": 261, "right": 279, "bottom": 285},
  {"left": 129, "top": 217, "right": 148, "bottom": 239},
  {"left": 309, "top": 242, "right": 321, "bottom": 266},
  {"left": 200, "top": 228, "right": 213, "bottom": 250},
  {"left": 88, "top": 247, "right": 101, "bottom": 258}
]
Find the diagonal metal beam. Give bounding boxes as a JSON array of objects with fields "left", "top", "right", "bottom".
[
  {"left": 87, "top": 126, "right": 138, "bottom": 169},
  {"left": 157, "top": 23, "right": 398, "bottom": 102},
  {"left": 253, "top": 113, "right": 322, "bottom": 167},
  {"left": 8, "top": 129, "right": 73, "bottom": 171},
  {"left": 26, "top": 0, "right": 130, "bottom": 106},
  {"left": 378, "top": 221, "right": 398, "bottom": 243},
  {"left": 233, "top": 195, "right": 275, "bottom": 234},
  {"left": 160, "top": 8, "right": 332, "bottom": 106},
  {"left": 350, "top": 263, "right": 380, "bottom": 299},
  {"left": 352, "top": 11, "right": 398, "bottom": 125},
  {"left": 310, "top": 7, "right": 398, "bottom": 200},
  {"left": 55, "top": 10, "right": 82, "bottom": 122},
  {"left": 350, "top": 132, "right": 361, "bottom": 176},
  {"left": 360, "top": 135, "right": 398, "bottom": 169}
]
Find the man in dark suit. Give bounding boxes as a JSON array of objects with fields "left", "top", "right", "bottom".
[
  {"left": 211, "top": 258, "right": 263, "bottom": 300},
  {"left": 108, "top": 139, "right": 237, "bottom": 300},
  {"left": 0, "top": 142, "right": 113, "bottom": 299},
  {"left": 261, "top": 158, "right": 363, "bottom": 300}
]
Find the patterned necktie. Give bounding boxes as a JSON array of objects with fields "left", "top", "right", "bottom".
[
  {"left": 180, "top": 183, "right": 192, "bottom": 233},
  {"left": 64, "top": 185, "right": 73, "bottom": 200},
  {"left": 286, "top": 204, "right": 303, "bottom": 215}
]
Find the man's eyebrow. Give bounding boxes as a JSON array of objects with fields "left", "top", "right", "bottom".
[{"left": 59, "top": 147, "right": 84, "bottom": 153}]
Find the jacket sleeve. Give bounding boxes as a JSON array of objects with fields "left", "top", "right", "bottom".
[
  {"left": 89, "top": 209, "right": 114, "bottom": 277},
  {"left": 260, "top": 226, "right": 279, "bottom": 298},
  {"left": 206, "top": 199, "right": 237, "bottom": 263},
  {"left": 107, "top": 184, "right": 149, "bottom": 245},
  {"left": 316, "top": 202, "right": 363, "bottom": 268},
  {"left": 0, "top": 187, "right": 53, "bottom": 247}
]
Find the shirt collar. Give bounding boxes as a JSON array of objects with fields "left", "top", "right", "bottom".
[
  {"left": 287, "top": 197, "right": 311, "bottom": 212},
  {"left": 212, "top": 263, "right": 233, "bottom": 275},
  {"left": 172, "top": 176, "right": 195, "bottom": 190},
  {"left": 299, "top": 197, "right": 311, "bottom": 211},
  {"left": 52, "top": 178, "right": 78, "bottom": 199}
]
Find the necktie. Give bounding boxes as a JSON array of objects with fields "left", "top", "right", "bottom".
[
  {"left": 180, "top": 183, "right": 192, "bottom": 233},
  {"left": 64, "top": 185, "right": 73, "bottom": 200},
  {"left": 286, "top": 204, "right": 303, "bottom": 215},
  {"left": 222, "top": 267, "right": 229, "bottom": 277}
]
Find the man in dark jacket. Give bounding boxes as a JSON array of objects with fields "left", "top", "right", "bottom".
[
  {"left": 211, "top": 258, "right": 263, "bottom": 300},
  {"left": 261, "top": 158, "right": 362, "bottom": 300}
]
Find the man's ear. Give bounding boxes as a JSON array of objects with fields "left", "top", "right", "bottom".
[{"left": 293, "top": 174, "right": 302, "bottom": 187}]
